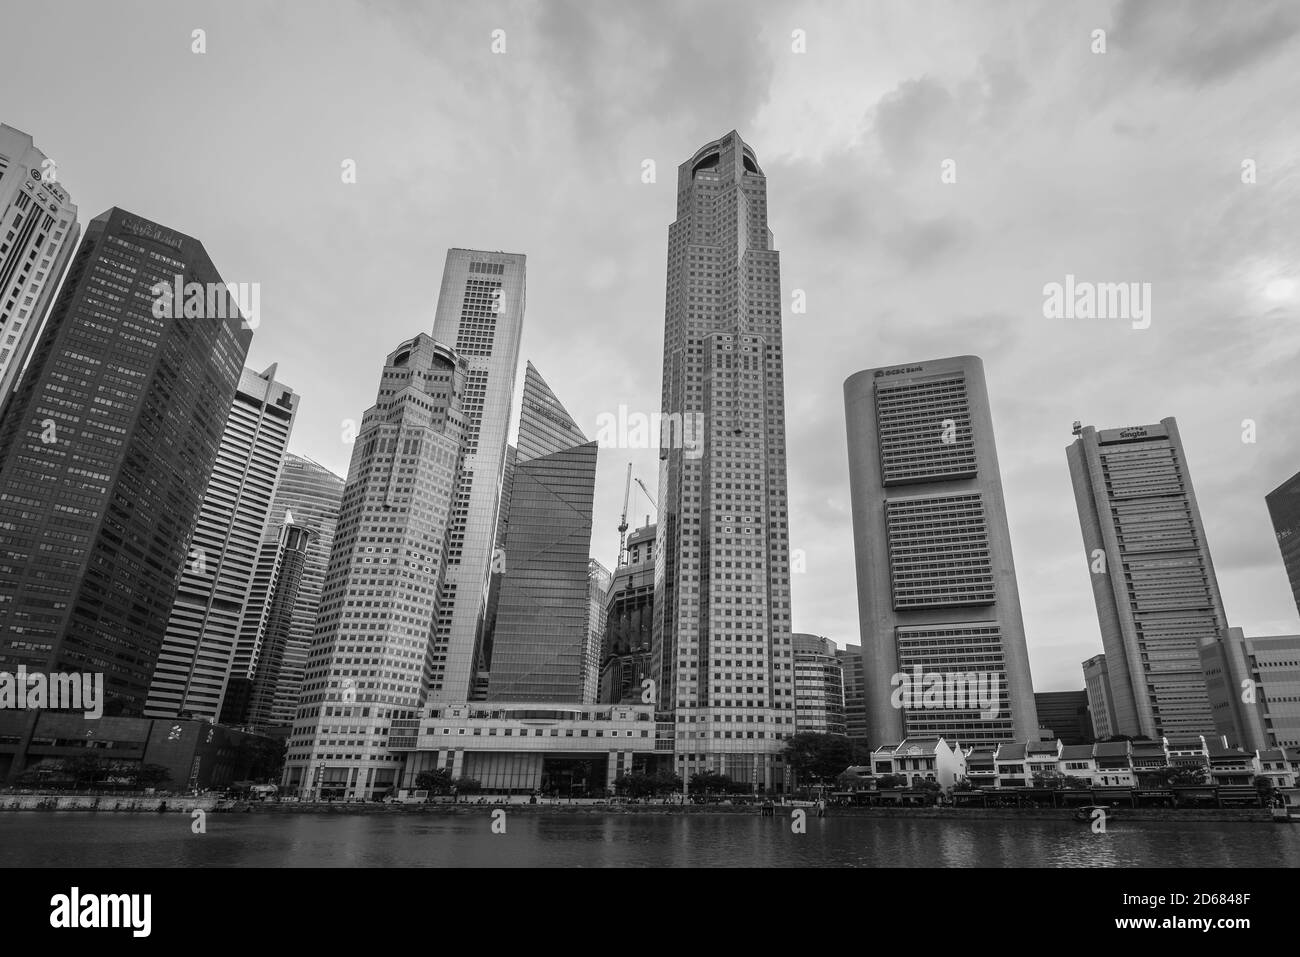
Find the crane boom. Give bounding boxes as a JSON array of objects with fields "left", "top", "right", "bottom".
[
  {"left": 634, "top": 477, "right": 657, "bottom": 511},
  {"left": 617, "top": 463, "right": 632, "bottom": 566}
]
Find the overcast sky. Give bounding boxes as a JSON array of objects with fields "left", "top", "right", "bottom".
[{"left": 3, "top": 0, "right": 1298, "bottom": 692}]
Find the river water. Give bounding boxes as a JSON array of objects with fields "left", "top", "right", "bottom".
[{"left": 2, "top": 812, "right": 1297, "bottom": 867}]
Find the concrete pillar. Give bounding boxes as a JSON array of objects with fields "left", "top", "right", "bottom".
[
  {"left": 606, "top": 751, "right": 619, "bottom": 790},
  {"left": 451, "top": 749, "right": 464, "bottom": 778}
]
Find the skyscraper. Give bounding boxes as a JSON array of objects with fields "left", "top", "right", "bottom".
[
  {"left": 836, "top": 644, "right": 869, "bottom": 748},
  {"left": 1068, "top": 418, "right": 1225, "bottom": 738},
  {"left": 221, "top": 453, "right": 345, "bottom": 732},
  {"left": 476, "top": 444, "right": 516, "bottom": 700},
  {"left": 600, "top": 522, "right": 656, "bottom": 705},
  {"left": 1033, "top": 690, "right": 1094, "bottom": 745},
  {"left": 586, "top": 560, "right": 612, "bottom": 703},
  {"left": 485, "top": 363, "right": 597, "bottom": 702},
  {"left": 792, "top": 634, "right": 846, "bottom": 735},
  {"left": 1200, "top": 628, "right": 1300, "bottom": 750},
  {"left": 145, "top": 365, "right": 297, "bottom": 722},
  {"left": 1082, "top": 654, "right": 1116, "bottom": 740},
  {"left": 0, "top": 207, "right": 251, "bottom": 714},
  {"left": 284, "top": 334, "right": 468, "bottom": 800},
  {"left": 427, "top": 250, "right": 525, "bottom": 704},
  {"left": 0, "top": 125, "right": 79, "bottom": 407},
  {"left": 844, "top": 355, "right": 1038, "bottom": 747},
  {"left": 653, "top": 131, "right": 796, "bottom": 792},
  {"left": 1266, "top": 470, "right": 1300, "bottom": 618}
]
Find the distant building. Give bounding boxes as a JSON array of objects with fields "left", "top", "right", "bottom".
[
  {"left": 0, "top": 714, "right": 279, "bottom": 789},
  {"left": 1034, "top": 690, "right": 1093, "bottom": 745},
  {"left": 392, "top": 702, "right": 657, "bottom": 798},
  {"left": 1266, "top": 470, "right": 1300, "bottom": 618},
  {"left": 485, "top": 363, "right": 597, "bottom": 702},
  {"left": 0, "top": 208, "right": 252, "bottom": 714},
  {"left": 836, "top": 644, "right": 869, "bottom": 747},
  {"left": 1068, "top": 418, "right": 1226, "bottom": 738},
  {"left": 792, "top": 634, "right": 846, "bottom": 735},
  {"left": 869, "top": 737, "right": 966, "bottom": 790},
  {"left": 146, "top": 365, "right": 298, "bottom": 723},
  {"left": 221, "top": 454, "right": 345, "bottom": 733},
  {"left": 599, "top": 523, "right": 655, "bottom": 705},
  {"left": 1201, "top": 628, "right": 1300, "bottom": 750},
  {"left": 0, "top": 124, "right": 80, "bottom": 407},
  {"left": 285, "top": 334, "right": 469, "bottom": 801},
  {"left": 1082, "top": 654, "right": 1116, "bottom": 740},
  {"left": 476, "top": 444, "right": 516, "bottom": 701},
  {"left": 845, "top": 355, "right": 1039, "bottom": 747},
  {"left": 586, "top": 560, "right": 612, "bottom": 703},
  {"left": 427, "top": 249, "right": 526, "bottom": 705}
]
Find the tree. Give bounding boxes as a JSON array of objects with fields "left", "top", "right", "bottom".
[
  {"left": 134, "top": 764, "right": 172, "bottom": 790},
  {"left": 234, "top": 736, "right": 287, "bottom": 782},
  {"left": 689, "top": 771, "right": 732, "bottom": 795},
  {"left": 614, "top": 771, "right": 654, "bottom": 799},
  {"left": 415, "top": 769, "right": 454, "bottom": 794},
  {"left": 875, "top": 774, "right": 907, "bottom": 790},
  {"left": 650, "top": 769, "right": 682, "bottom": 796},
  {"left": 65, "top": 754, "right": 105, "bottom": 789},
  {"left": 783, "top": 732, "right": 855, "bottom": 787},
  {"left": 452, "top": 777, "right": 482, "bottom": 795},
  {"left": 849, "top": 740, "right": 875, "bottom": 767}
]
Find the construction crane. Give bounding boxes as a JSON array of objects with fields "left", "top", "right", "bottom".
[
  {"left": 635, "top": 477, "right": 657, "bottom": 513},
  {"left": 617, "top": 463, "right": 632, "bottom": 566}
]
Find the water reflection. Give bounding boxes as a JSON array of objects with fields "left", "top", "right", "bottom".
[{"left": 2, "top": 812, "right": 1296, "bottom": 868}]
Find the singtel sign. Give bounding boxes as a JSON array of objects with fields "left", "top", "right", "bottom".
[{"left": 121, "top": 216, "right": 184, "bottom": 252}]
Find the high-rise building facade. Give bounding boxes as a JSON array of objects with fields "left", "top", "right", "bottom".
[
  {"left": 586, "top": 560, "right": 612, "bottom": 703},
  {"left": 1082, "top": 654, "right": 1116, "bottom": 740},
  {"left": 1068, "top": 418, "right": 1225, "bottom": 739},
  {"left": 284, "top": 335, "right": 468, "bottom": 799},
  {"left": 221, "top": 454, "right": 345, "bottom": 732},
  {"left": 485, "top": 363, "right": 597, "bottom": 702},
  {"left": 0, "top": 208, "right": 251, "bottom": 715},
  {"left": 792, "top": 634, "right": 846, "bottom": 735},
  {"left": 145, "top": 365, "right": 297, "bottom": 722},
  {"left": 1200, "top": 628, "right": 1300, "bottom": 750},
  {"left": 1034, "top": 690, "right": 1094, "bottom": 745},
  {"left": 0, "top": 125, "right": 79, "bottom": 407},
  {"left": 836, "top": 644, "right": 869, "bottom": 747},
  {"left": 844, "top": 355, "right": 1038, "bottom": 748},
  {"left": 1266, "top": 470, "right": 1300, "bottom": 618},
  {"left": 599, "top": 522, "right": 655, "bottom": 705},
  {"left": 653, "top": 131, "right": 796, "bottom": 792},
  {"left": 427, "top": 250, "right": 525, "bottom": 703}
]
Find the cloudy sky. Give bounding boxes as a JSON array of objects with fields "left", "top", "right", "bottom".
[{"left": 3, "top": 0, "right": 1297, "bottom": 692}]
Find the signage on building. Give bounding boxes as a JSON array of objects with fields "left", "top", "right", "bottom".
[
  {"left": 874, "top": 365, "right": 923, "bottom": 378},
  {"left": 1099, "top": 424, "right": 1168, "bottom": 444},
  {"left": 121, "top": 216, "right": 184, "bottom": 251}
]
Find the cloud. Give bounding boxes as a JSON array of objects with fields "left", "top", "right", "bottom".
[{"left": 1109, "top": 0, "right": 1300, "bottom": 86}]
